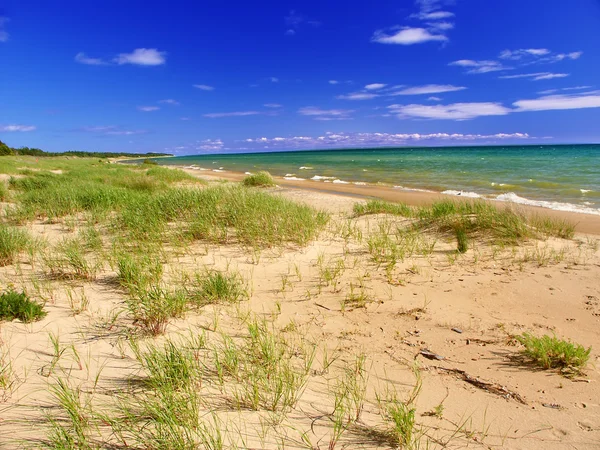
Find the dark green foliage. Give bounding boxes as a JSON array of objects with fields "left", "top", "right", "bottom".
[
  {"left": 0, "top": 141, "right": 15, "bottom": 156},
  {"left": 0, "top": 290, "right": 47, "bottom": 323}
]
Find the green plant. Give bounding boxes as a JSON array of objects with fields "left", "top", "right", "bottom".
[
  {"left": 0, "top": 224, "right": 30, "bottom": 266},
  {"left": 456, "top": 226, "right": 468, "bottom": 253},
  {"left": 242, "top": 171, "right": 276, "bottom": 187},
  {"left": 516, "top": 333, "right": 591, "bottom": 373},
  {"left": 126, "top": 285, "right": 187, "bottom": 335},
  {"left": 46, "top": 378, "right": 93, "bottom": 450},
  {"left": 187, "top": 270, "right": 247, "bottom": 307},
  {"left": 0, "top": 289, "right": 46, "bottom": 322}
]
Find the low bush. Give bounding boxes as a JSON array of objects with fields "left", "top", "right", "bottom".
[
  {"left": 516, "top": 333, "right": 591, "bottom": 373},
  {"left": 0, "top": 290, "right": 46, "bottom": 322}
]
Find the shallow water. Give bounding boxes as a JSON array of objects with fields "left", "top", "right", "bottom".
[{"left": 153, "top": 144, "right": 600, "bottom": 215}]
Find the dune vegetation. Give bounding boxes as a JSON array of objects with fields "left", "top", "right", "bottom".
[{"left": 0, "top": 155, "right": 596, "bottom": 449}]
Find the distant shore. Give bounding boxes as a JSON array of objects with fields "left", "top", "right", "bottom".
[{"left": 177, "top": 165, "right": 600, "bottom": 235}]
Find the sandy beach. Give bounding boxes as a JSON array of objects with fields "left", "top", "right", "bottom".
[{"left": 1, "top": 160, "right": 599, "bottom": 449}]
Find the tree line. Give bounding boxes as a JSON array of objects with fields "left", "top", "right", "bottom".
[{"left": 0, "top": 140, "right": 171, "bottom": 158}]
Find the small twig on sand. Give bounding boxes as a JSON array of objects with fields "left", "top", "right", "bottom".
[{"left": 432, "top": 366, "right": 527, "bottom": 404}]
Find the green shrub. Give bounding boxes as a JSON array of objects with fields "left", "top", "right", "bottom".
[
  {"left": 242, "top": 171, "right": 276, "bottom": 187},
  {"left": 0, "top": 290, "right": 47, "bottom": 322},
  {"left": 516, "top": 333, "right": 591, "bottom": 372}
]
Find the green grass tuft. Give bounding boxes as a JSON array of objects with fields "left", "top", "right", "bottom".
[
  {"left": 516, "top": 333, "right": 591, "bottom": 373},
  {"left": 355, "top": 199, "right": 575, "bottom": 246},
  {"left": 0, "top": 224, "right": 30, "bottom": 266},
  {"left": 242, "top": 171, "right": 276, "bottom": 187},
  {"left": 187, "top": 270, "right": 248, "bottom": 306},
  {"left": 0, "top": 289, "right": 47, "bottom": 323}
]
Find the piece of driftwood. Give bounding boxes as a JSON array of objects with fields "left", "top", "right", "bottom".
[{"left": 433, "top": 366, "right": 527, "bottom": 404}]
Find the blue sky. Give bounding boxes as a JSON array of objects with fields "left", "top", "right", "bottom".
[{"left": 1, "top": 0, "right": 600, "bottom": 154}]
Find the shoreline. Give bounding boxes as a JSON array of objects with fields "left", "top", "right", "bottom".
[{"left": 177, "top": 166, "right": 600, "bottom": 235}]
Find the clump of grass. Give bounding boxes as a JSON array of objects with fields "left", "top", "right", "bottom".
[
  {"left": 131, "top": 338, "right": 202, "bottom": 392},
  {"left": 377, "top": 366, "right": 423, "bottom": 449},
  {"left": 516, "top": 333, "right": 591, "bottom": 373},
  {"left": 187, "top": 270, "right": 247, "bottom": 307},
  {"left": 44, "top": 238, "right": 99, "bottom": 280},
  {"left": 356, "top": 199, "right": 574, "bottom": 247},
  {"left": 0, "top": 224, "right": 30, "bottom": 266},
  {"left": 353, "top": 200, "right": 412, "bottom": 217},
  {"left": 126, "top": 284, "right": 187, "bottom": 335},
  {"left": 115, "top": 252, "right": 163, "bottom": 294},
  {"left": 0, "top": 289, "right": 46, "bottom": 323},
  {"left": 242, "top": 171, "right": 276, "bottom": 187},
  {"left": 455, "top": 226, "right": 468, "bottom": 253},
  {"left": 0, "top": 182, "right": 9, "bottom": 201},
  {"left": 146, "top": 166, "right": 202, "bottom": 184},
  {"left": 46, "top": 378, "right": 94, "bottom": 450}
]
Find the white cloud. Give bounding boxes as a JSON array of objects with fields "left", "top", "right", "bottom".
[
  {"left": 0, "top": 16, "right": 9, "bottom": 42},
  {"left": 1, "top": 124, "right": 36, "bottom": 132},
  {"left": 389, "top": 102, "right": 511, "bottom": 120},
  {"left": 180, "top": 117, "right": 190, "bottom": 121},
  {"left": 390, "top": 84, "right": 466, "bottom": 95},
  {"left": 137, "top": 106, "right": 160, "bottom": 112},
  {"left": 284, "top": 10, "right": 320, "bottom": 35},
  {"left": 336, "top": 92, "right": 379, "bottom": 100},
  {"left": 159, "top": 99, "right": 180, "bottom": 105},
  {"left": 198, "top": 139, "right": 224, "bottom": 150},
  {"left": 82, "top": 125, "right": 146, "bottom": 136},
  {"left": 193, "top": 84, "right": 215, "bottom": 91},
  {"left": 114, "top": 48, "right": 166, "bottom": 66},
  {"left": 499, "top": 48, "right": 582, "bottom": 64},
  {"left": 243, "top": 131, "right": 531, "bottom": 149},
  {"left": 329, "top": 80, "right": 339, "bottom": 85},
  {"left": 499, "top": 72, "right": 569, "bottom": 81},
  {"left": 365, "top": 83, "right": 387, "bottom": 90},
  {"left": 514, "top": 92, "right": 600, "bottom": 112},
  {"left": 428, "top": 96, "right": 442, "bottom": 101},
  {"left": 203, "top": 111, "right": 261, "bottom": 118},
  {"left": 270, "top": 77, "right": 279, "bottom": 83},
  {"left": 426, "top": 21, "right": 454, "bottom": 31},
  {"left": 298, "top": 106, "right": 354, "bottom": 120},
  {"left": 449, "top": 59, "right": 509, "bottom": 74},
  {"left": 417, "top": 11, "right": 454, "bottom": 20},
  {"left": 264, "top": 103, "right": 282, "bottom": 108},
  {"left": 372, "top": 27, "right": 447, "bottom": 45},
  {"left": 75, "top": 52, "right": 108, "bottom": 65},
  {"left": 499, "top": 48, "right": 550, "bottom": 60},
  {"left": 538, "top": 86, "right": 592, "bottom": 95}
]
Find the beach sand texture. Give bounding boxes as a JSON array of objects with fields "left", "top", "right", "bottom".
[{"left": 1, "top": 158, "right": 599, "bottom": 449}]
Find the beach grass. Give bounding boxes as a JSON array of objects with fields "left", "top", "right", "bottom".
[
  {"left": 242, "top": 171, "right": 276, "bottom": 187},
  {"left": 355, "top": 199, "right": 575, "bottom": 247},
  {"left": 186, "top": 270, "right": 248, "bottom": 307},
  {"left": 0, "top": 224, "right": 30, "bottom": 266},
  {"left": 3, "top": 157, "right": 328, "bottom": 249}
]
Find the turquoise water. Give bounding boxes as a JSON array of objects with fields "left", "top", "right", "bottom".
[{"left": 151, "top": 145, "right": 600, "bottom": 215}]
